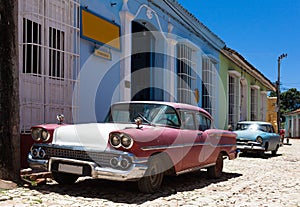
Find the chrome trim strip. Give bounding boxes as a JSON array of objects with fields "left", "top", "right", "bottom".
[
  {"left": 237, "top": 145, "right": 265, "bottom": 151},
  {"left": 176, "top": 163, "right": 215, "bottom": 175},
  {"left": 31, "top": 143, "right": 108, "bottom": 153},
  {"left": 141, "top": 142, "right": 236, "bottom": 151}
]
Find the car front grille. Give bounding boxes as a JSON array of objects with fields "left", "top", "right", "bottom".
[
  {"left": 236, "top": 139, "right": 262, "bottom": 147},
  {"left": 236, "top": 139, "right": 249, "bottom": 144},
  {"left": 43, "top": 146, "right": 116, "bottom": 167}
]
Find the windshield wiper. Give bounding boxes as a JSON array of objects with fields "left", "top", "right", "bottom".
[{"left": 138, "top": 113, "right": 152, "bottom": 125}]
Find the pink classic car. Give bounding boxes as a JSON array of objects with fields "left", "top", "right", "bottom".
[{"left": 28, "top": 101, "right": 237, "bottom": 193}]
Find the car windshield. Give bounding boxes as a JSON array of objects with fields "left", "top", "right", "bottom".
[
  {"left": 236, "top": 123, "right": 269, "bottom": 132},
  {"left": 105, "top": 103, "right": 180, "bottom": 127}
]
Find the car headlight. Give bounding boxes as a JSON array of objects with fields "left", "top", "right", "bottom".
[
  {"left": 121, "top": 134, "right": 133, "bottom": 149},
  {"left": 256, "top": 136, "right": 263, "bottom": 144},
  {"left": 30, "top": 146, "right": 46, "bottom": 159},
  {"left": 31, "top": 147, "right": 39, "bottom": 158},
  {"left": 109, "top": 133, "right": 121, "bottom": 148},
  {"left": 41, "top": 129, "right": 50, "bottom": 141},
  {"left": 109, "top": 133, "right": 134, "bottom": 149},
  {"left": 31, "top": 128, "right": 50, "bottom": 142},
  {"left": 31, "top": 128, "right": 41, "bottom": 141}
]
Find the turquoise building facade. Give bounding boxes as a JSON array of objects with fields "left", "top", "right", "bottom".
[
  {"left": 284, "top": 109, "right": 300, "bottom": 138},
  {"left": 77, "top": 0, "right": 226, "bottom": 125}
]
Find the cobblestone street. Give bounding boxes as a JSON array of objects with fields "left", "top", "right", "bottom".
[{"left": 1, "top": 139, "right": 300, "bottom": 207}]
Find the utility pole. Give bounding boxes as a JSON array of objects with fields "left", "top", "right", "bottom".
[{"left": 276, "top": 53, "right": 287, "bottom": 134}]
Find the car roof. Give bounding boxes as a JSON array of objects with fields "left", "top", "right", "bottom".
[
  {"left": 112, "top": 101, "right": 212, "bottom": 119},
  {"left": 237, "top": 121, "right": 272, "bottom": 125}
]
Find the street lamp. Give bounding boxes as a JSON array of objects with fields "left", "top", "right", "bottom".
[{"left": 276, "top": 53, "right": 287, "bottom": 134}]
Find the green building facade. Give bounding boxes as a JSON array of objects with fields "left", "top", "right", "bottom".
[{"left": 218, "top": 47, "right": 276, "bottom": 129}]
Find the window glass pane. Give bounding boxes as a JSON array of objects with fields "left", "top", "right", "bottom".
[
  {"left": 49, "top": 27, "right": 65, "bottom": 78},
  {"left": 23, "top": 18, "right": 41, "bottom": 74}
]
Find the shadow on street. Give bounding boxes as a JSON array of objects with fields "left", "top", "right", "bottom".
[
  {"left": 30, "top": 170, "right": 242, "bottom": 205},
  {"left": 239, "top": 152, "right": 283, "bottom": 159}
]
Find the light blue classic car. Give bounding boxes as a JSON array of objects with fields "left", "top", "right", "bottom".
[{"left": 234, "top": 121, "right": 281, "bottom": 155}]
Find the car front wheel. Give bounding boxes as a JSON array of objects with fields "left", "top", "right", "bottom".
[
  {"left": 272, "top": 145, "right": 279, "bottom": 156},
  {"left": 137, "top": 155, "right": 164, "bottom": 193},
  {"left": 52, "top": 172, "right": 79, "bottom": 185},
  {"left": 207, "top": 153, "right": 224, "bottom": 178}
]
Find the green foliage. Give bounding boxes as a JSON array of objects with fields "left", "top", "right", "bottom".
[
  {"left": 269, "top": 91, "right": 277, "bottom": 97},
  {"left": 280, "top": 88, "right": 300, "bottom": 114}
]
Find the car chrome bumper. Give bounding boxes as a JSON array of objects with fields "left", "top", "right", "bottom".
[
  {"left": 28, "top": 154, "right": 49, "bottom": 170},
  {"left": 236, "top": 141, "right": 265, "bottom": 151},
  {"left": 28, "top": 154, "right": 148, "bottom": 181}
]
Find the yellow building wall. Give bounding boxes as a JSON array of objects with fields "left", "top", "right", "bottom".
[{"left": 266, "top": 97, "right": 278, "bottom": 132}]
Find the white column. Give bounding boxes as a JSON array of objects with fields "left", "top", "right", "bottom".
[
  {"left": 165, "top": 37, "right": 177, "bottom": 102},
  {"left": 119, "top": 0, "right": 134, "bottom": 101}
]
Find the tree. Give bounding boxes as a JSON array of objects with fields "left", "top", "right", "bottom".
[
  {"left": 280, "top": 88, "right": 300, "bottom": 113},
  {"left": 0, "top": 0, "right": 20, "bottom": 182},
  {"left": 270, "top": 88, "right": 300, "bottom": 118}
]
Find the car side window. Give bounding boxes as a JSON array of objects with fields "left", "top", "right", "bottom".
[
  {"left": 179, "top": 111, "right": 196, "bottom": 130},
  {"left": 259, "top": 125, "right": 267, "bottom": 132},
  {"left": 264, "top": 125, "right": 274, "bottom": 133},
  {"left": 195, "top": 112, "right": 211, "bottom": 131}
]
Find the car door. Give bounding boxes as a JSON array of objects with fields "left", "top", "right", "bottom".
[
  {"left": 268, "top": 125, "right": 280, "bottom": 149},
  {"left": 195, "top": 112, "right": 213, "bottom": 165},
  {"left": 179, "top": 110, "right": 206, "bottom": 170}
]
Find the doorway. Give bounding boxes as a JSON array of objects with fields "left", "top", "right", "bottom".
[{"left": 131, "top": 21, "right": 157, "bottom": 101}]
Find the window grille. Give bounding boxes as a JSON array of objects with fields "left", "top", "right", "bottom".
[
  {"left": 176, "top": 43, "right": 196, "bottom": 104},
  {"left": 260, "top": 92, "right": 267, "bottom": 120},
  {"left": 251, "top": 87, "right": 259, "bottom": 120},
  {"left": 239, "top": 79, "right": 248, "bottom": 121},
  {"left": 202, "top": 56, "right": 216, "bottom": 117},
  {"left": 19, "top": 0, "right": 80, "bottom": 132},
  {"left": 228, "top": 75, "right": 239, "bottom": 126},
  {"left": 49, "top": 27, "right": 65, "bottom": 78},
  {"left": 22, "top": 18, "right": 41, "bottom": 75}
]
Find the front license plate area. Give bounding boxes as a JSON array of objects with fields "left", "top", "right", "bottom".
[{"left": 58, "top": 163, "right": 83, "bottom": 175}]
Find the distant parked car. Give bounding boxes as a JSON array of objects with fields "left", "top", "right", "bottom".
[
  {"left": 28, "top": 101, "right": 238, "bottom": 193},
  {"left": 234, "top": 121, "right": 281, "bottom": 155}
]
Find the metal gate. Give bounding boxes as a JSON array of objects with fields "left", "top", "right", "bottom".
[{"left": 18, "top": 0, "right": 80, "bottom": 132}]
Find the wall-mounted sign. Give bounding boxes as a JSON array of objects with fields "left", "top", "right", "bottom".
[
  {"left": 194, "top": 88, "right": 199, "bottom": 103},
  {"left": 80, "top": 8, "right": 121, "bottom": 50},
  {"left": 94, "top": 48, "right": 112, "bottom": 60}
]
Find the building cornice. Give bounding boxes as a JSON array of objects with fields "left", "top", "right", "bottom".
[
  {"left": 221, "top": 47, "right": 276, "bottom": 92},
  {"left": 149, "top": 0, "right": 225, "bottom": 51},
  {"left": 284, "top": 108, "right": 300, "bottom": 116}
]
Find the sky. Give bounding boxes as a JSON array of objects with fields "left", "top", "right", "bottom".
[{"left": 177, "top": 0, "right": 300, "bottom": 91}]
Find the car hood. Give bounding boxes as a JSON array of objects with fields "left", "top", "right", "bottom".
[
  {"left": 234, "top": 130, "right": 264, "bottom": 141},
  {"left": 53, "top": 123, "right": 135, "bottom": 151}
]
